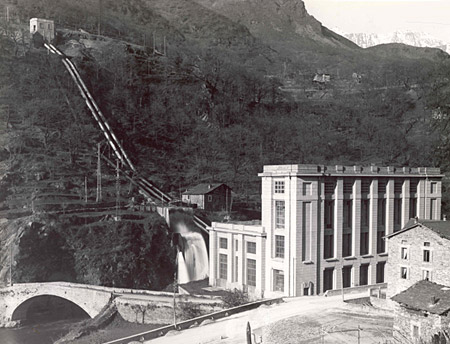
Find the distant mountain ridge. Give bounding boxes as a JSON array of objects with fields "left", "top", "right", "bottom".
[{"left": 339, "top": 30, "right": 450, "bottom": 54}]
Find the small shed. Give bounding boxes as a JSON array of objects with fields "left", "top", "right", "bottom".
[
  {"left": 182, "top": 183, "right": 232, "bottom": 212},
  {"left": 313, "top": 73, "right": 330, "bottom": 84},
  {"left": 392, "top": 280, "right": 450, "bottom": 343},
  {"left": 30, "top": 18, "right": 55, "bottom": 42}
]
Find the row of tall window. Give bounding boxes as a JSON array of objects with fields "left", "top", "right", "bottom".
[
  {"left": 218, "top": 253, "right": 257, "bottom": 286},
  {"left": 323, "top": 261, "right": 386, "bottom": 292}
]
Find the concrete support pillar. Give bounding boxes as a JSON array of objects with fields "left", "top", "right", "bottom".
[
  {"left": 335, "top": 178, "right": 344, "bottom": 260},
  {"left": 369, "top": 179, "right": 378, "bottom": 256},
  {"left": 403, "top": 179, "right": 410, "bottom": 226},
  {"left": 209, "top": 229, "right": 217, "bottom": 286},
  {"left": 386, "top": 179, "right": 395, "bottom": 236},
  {"left": 353, "top": 179, "right": 361, "bottom": 259}
]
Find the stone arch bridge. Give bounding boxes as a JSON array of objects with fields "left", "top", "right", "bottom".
[{"left": 0, "top": 282, "right": 114, "bottom": 325}]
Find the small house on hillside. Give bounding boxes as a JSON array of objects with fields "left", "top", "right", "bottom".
[
  {"left": 182, "top": 183, "right": 232, "bottom": 212},
  {"left": 392, "top": 280, "right": 450, "bottom": 343},
  {"left": 30, "top": 18, "right": 55, "bottom": 42},
  {"left": 313, "top": 73, "right": 330, "bottom": 84}
]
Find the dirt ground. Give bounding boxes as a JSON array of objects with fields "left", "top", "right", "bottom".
[{"left": 262, "top": 306, "right": 394, "bottom": 344}]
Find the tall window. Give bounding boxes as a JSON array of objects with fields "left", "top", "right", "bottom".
[
  {"left": 342, "top": 233, "right": 352, "bottom": 257},
  {"left": 401, "top": 247, "right": 409, "bottom": 260},
  {"left": 360, "top": 264, "right": 369, "bottom": 286},
  {"left": 219, "top": 238, "right": 228, "bottom": 249},
  {"left": 247, "top": 242, "right": 256, "bottom": 254},
  {"left": 324, "top": 231, "right": 334, "bottom": 259},
  {"left": 431, "top": 182, "right": 437, "bottom": 194},
  {"left": 274, "top": 180, "right": 285, "bottom": 194},
  {"left": 360, "top": 231, "right": 369, "bottom": 255},
  {"left": 423, "top": 248, "right": 431, "bottom": 262},
  {"left": 325, "top": 200, "right": 334, "bottom": 229},
  {"left": 378, "top": 198, "right": 386, "bottom": 227},
  {"left": 394, "top": 198, "right": 402, "bottom": 228},
  {"left": 303, "top": 183, "right": 312, "bottom": 196},
  {"left": 219, "top": 254, "right": 227, "bottom": 279},
  {"left": 247, "top": 259, "right": 256, "bottom": 286},
  {"left": 273, "top": 269, "right": 284, "bottom": 292},
  {"left": 409, "top": 198, "right": 417, "bottom": 219},
  {"left": 400, "top": 266, "right": 408, "bottom": 279},
  {"left": 377, "top": 230, "right": 385, "bottom": 254},
  {"left": 275, "top": 235, "right": 285, "bottom": 258},
  {"left": 361, "top": 199, "right": 370, "bottom": 228},
  {"left": 275, "top": 201, "right": 285, "bottom": 228},
  {"left": 376, "top": 262, "right": 386, "bottom": 283},
  {"left": 343, "top": 200, "right": 352, "bottom": 229},
  {"left": 430, "top": 199, "right": 437, "bottom": 220}
]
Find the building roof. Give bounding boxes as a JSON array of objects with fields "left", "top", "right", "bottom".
[
  {"left": 392, "top": 280, "right": 450, "bottom": 315},
  {"left": 182, "top": 183, "right": 229, "bottom": 195},
  {"left": 386, "top": 219, "right": 450, "bottom": 241},
  {"left": 259, "top": 164, "right": 443, "bottom": 178}
]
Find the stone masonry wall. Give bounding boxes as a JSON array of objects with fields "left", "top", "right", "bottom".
[{"left": 386, "top": 225, "right": 450, "bottom": 298}]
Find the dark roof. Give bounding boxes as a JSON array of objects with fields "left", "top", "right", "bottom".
[
  {"left": 392, "top": 280, "right": 450, "bottom": 315},
  {"left": 386, "top": 219, "right": 450, "bottom": 241},
  {"left": 182, "top": 183, "right": 229, "bottom": 195}
]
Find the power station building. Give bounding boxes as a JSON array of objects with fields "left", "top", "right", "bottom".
[{"left": 209, "top": 164, "right": 443, "bottom": 298}]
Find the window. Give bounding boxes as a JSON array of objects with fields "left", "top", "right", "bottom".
[
  {"left": 400, "top": 267, "right": 408, "bottom": 279},
  {"left": 303, "top": 183, "right": 312, "bottom": 196},
  {"left": 275, "top": 201, "right": 285, "bottom": 228},
  {"left": 343, "top": 200, "right": 352, "bottom": 229},
  {"left": 325, "top": 200, "right": 334, "bottom": 229},
  {"left": 33, "top": 24, "right": 36, "bottom": 32},
  {"left": 376, "top": 230, "right": 385, "bottom": 254},
  {"left": 422, "top": 269, "right": 431, "bottom": 281},
  {"left": 431, "top": 182, "right": 437, "bottom": 194},
  {"left": 219, "top": 254, "right": 227, "bottom": 279},
  {"left": 39, "top": 23, "right": 44, "bottom": 29},
  {"left": 424, "top": 242, "right": 430, "bottom": 247},
  {"left": 207, "top": 195, "right": 212, "bottom": 202},
  {"left": 273, "top": 269, "right": 284, "bottom": 292},
  {"left": 342, "top": 233, "right": 352, "bottom": 257},
  {"left": 360, "top": 264, "right": 369, "bottom": 286},
  {"left": 324, "top": 232, "right": 334, "bottom": 259},
  {"left": 376, "top": 262, "right": 386, "bottom": 283},
  {"left": 409, "top": 197, "right": 417, "bottom": 219},
  {"left": 235, "top": 240, "right": 238, "bottom": 252},
  {"left": 48, "top": 24, "right": 51, "bottom": 29},
  {"left": 394, "top": 198, "right": 402, "bottom": 227},
  {"left": 360, "top": 231, "right": 369, "bottom": 255},
  {"left": 342, "top": 266, "right": 352, "bottom": 288},
  {"left": 247, "top": 242, "right": 256, "bottom": 254},
  {"left": 247, "top": 259, "right": 256, "bottom": 286},
  {"left": 378, "top": 198, "right": 386, "bottom": 227},
  {"left": 275, "top": 235, "right": 285, "bottom": 258},
  {"left": 219, "top": 238, "right": 228, "bottom": 249},
  {"left": 234, "top": 256, "right": 238, "bottom": 282},
  {"left": 401, "top": 247, "right": 408, "bottom": 260},
  {"left": 323, "top": 268, "right": 334, "bottom": 292},
  {"left": 274, "top": 180, "right": 285, "bottom": 194},
  {"left": 423, "top": 249, "right": 431, "bottom": 262},
  {"left": 430, "top": 199, "right": 437, "bottom": 220},
  {"left": 361, "top": 199, "right": 370, "bottom": 228}
]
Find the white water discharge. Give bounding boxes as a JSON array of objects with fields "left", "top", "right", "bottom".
[{"left": 175, "top": 222, "right": 209, "bottom": 284}]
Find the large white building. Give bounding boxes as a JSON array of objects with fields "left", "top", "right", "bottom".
[{"left": 209, "top": 164, "right": 443, "bottom": 297}]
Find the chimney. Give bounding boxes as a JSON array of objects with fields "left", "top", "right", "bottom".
[
  {"left": 444, "top": 215, "right": 447, "bottom": 221},
  {"left": 430, "top": 296, "right": 439, "bottom": 305},
  {"left": 208, "top": 184, "right": 212, "bottom": 189},
  {"left": 414, "top": 216, "right": 419, "bottom": 224}
]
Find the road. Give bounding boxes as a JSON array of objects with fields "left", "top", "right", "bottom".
[{"left": 147, "top": 293, "right": 371, "bottom": 344}]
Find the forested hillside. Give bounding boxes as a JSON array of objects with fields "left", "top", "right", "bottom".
[{"left": 1, "top": 0, "right": 450, "bottom": 288}]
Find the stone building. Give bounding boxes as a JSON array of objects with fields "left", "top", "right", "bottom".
[
  {"left": 182, "top": 183, "right": 232, "bottom": 212},
  {"left": 209, "top": 164, "right": 442, "bottom": 297},
  {"left": 30, "top": 18, "right": 55, "bottom": 42},
  {"left": 386, "top": 220, "right": 450, "bottom": 298},
  {"left": 391, "top": 280, "right": 450, "bottom": 343}
]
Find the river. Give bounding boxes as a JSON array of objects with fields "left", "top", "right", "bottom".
[{"left": 0, "top": 318, "right": 85, "bottom": 344}]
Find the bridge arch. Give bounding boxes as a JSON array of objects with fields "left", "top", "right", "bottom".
[{"left": 12, "top": 294, "right": 91, "bottom": 322}]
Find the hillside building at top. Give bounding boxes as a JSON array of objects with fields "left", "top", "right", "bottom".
[
  {"left": 209, "top": 164, "right": 443, "bottom": 298},
  {"left": 30, "top": 18, "right": 55, "bottom": 42}
]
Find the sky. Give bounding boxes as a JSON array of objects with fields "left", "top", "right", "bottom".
[{"left": 303, "top": 0, "right": 450, "bottom": 42}]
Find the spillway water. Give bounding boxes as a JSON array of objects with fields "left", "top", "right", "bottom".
[{"left": 172, "top": 217, "right": 209, "bottom": 284}]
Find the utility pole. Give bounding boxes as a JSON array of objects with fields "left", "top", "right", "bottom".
[
  {"left": 116, "top": 159, "right": 120, "bottom": 218},
  {"left": 173, "top": 250, "right": 178, "bottom": 328},
  {"left": 98, "top": 0, "right": 102, "bottom": 36},
  {"left": 9, "top": 242, "right": 12, "bottom": 287},
  {"left": 96, "top": 143, "right": 102, "bottom": 202},
  {"left": 85, "top": 176, "right": 88, "bottom": 203}
]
